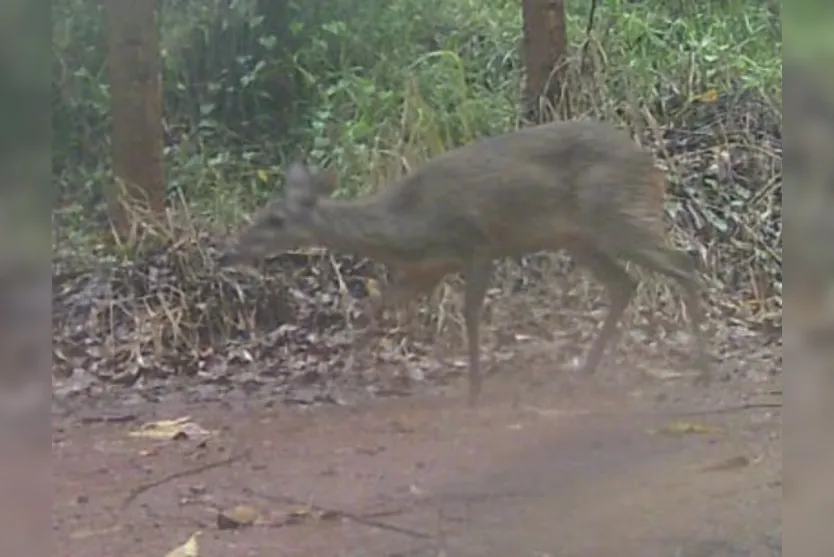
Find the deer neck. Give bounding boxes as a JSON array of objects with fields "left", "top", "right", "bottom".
[{"left": 309, "top": 197, "right": 419, "bottom": 261}]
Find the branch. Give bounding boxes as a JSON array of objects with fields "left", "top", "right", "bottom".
[{"left": 580, "top": 0, "right": 600, "bottom": 74}]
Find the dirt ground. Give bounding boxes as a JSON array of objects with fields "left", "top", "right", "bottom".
[{"left": 53, "top": 358, "right": 781, "bottom": 557}]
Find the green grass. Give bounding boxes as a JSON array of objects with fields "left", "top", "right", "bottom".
[{"left": 52, "top": 0, "right": 782, "bottom": 252}]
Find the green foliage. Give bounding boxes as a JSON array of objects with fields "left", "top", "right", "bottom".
[
  {"left": 52, "top": 0, "right": 781, "bottom": 233},
  {"left": 51, "top": 0, "right": 783, "bottom": 385}
]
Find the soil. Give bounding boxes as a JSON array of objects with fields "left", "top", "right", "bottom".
[{"left": 52, "top": 354, "right": 781, "bottom": 557}]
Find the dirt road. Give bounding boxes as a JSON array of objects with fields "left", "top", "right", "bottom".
[{"left": 53, "top": 370, "right": 781, "bottom": 557}]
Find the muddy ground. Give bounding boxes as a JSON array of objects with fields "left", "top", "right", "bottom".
[{"left": 53, "top": 344, "right": 781, "bottom": 557}]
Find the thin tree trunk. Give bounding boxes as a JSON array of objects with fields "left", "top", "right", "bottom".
[
  {"left": 103, "top": 0, "right": 165, "bottom": 242},
  {"left": 522, "top": 0, "right": 570, "bottom": 122}
]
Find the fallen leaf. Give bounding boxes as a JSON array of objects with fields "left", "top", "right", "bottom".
[
  {"left": 642, "top": 367, "right": 686, "bottom": 380},
  {"left": 277, "top": 506, "right": 343, "bottom": 527},
  {"left": 129, "top": 417, "right": 212, "bottom": 441},
  {"left": 364, "top": 278, "right": 382, "bottom": 302},
  {"left": 129, "top": 416, "right": 191, "bottom": 437},
  {"left": 174, "top": 422, "right": 212, "bottom": 441},
  {"left": 69, "top": 525, "right": 123, "bottom": 540},
  {"left": 313, "top": 509, "right": 338, "bottom": 522},
  {"left": 700, "top": 455, "right": 751, "bottom": 472},
  {"left": 694, "top": 88, "right": 719, "bottom": 103},
  {"left": 653, "top": 421, "right": 723, "bottom": 436},
  {"left": 164, "top": 531, "right": 200, "bottom": 557},
  {"left": 282, "top": 507, "right": 313, "bottom": 526},
  {"left": 217, "top": 504, "right": 260, "bottom": 530}
]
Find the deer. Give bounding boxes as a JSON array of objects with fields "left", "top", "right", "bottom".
[{"left": 218, "top": 119, "right": 709, "bottom": 406}]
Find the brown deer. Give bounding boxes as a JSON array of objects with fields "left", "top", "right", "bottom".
[{"left": 219, "top": 119, "right": 709, "bottom": 405}]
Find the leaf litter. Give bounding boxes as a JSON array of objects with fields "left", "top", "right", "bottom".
[{"left": 52, "top": 86, "right": 782, "bottom": 409}]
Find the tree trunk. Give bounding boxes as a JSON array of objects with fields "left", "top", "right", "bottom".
[
  {"left": 522, "top": 0, "right": 570, "bottom": 122},
  {"left": 103, "top": 0, "right": 165, "bottom": 242}
]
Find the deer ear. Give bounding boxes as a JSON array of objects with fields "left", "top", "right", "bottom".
[{"left": 284, "top": 163, "right": 318, "bottom": 210}]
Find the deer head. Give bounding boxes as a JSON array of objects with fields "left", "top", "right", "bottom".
[{"left": 218, "top": 163, "right": 338, "bottom": 265}]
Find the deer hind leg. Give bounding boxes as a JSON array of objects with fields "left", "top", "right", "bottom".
[
  {"left": 570, "top": 246, "right": 637, "bottom": 374},
  {"left": 620, "top": 242, "right": 709, "bottom": 382},
  {"left": 664, "top": 249, "right": 708, "bottom": 381},
  {"left": 586, "top": 214, "right": 709, "bottom": 381}
]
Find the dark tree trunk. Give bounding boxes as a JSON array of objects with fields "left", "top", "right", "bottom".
[
  {"left": 522, "top": 0, "right": 570, "bottom": 122},
  {"left": 103, "top": 0, "right": 165, "bottom": 241}
]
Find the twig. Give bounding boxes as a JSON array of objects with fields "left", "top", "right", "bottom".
[
  {"left": 580, "top": 0, "right": 600, "bottom": 74},
  {"left": 675, "top": 401, "right": 781, "bottom": 417},
  {"left": 122, "top": 449, "right": 251, "bottom": 510},
  {"left": 245, "top": 487, "right": 432, "bottom": 540}
]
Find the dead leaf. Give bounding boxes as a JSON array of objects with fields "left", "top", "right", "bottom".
[
  {"left": 642, "top": 367, "right": 686, "bottom": 380},
  {"left": 365, "top": 278, "right": 382, "bottom": 302},
  {"left": 286, "top": 507, "right": 312, "bottom": 524},
  {"left": 129, "top": 417, "right": 212, "bottom": 441},
  {"left": 217, "top": 504, "right": 259, "bottom": 530},
  {"left": 129, "top": 416, "right": 190, "bottom": 436},
  {"left": 278, "top": 506, "right": 342, "bottom": 527},
  {"left": 653, "top": 421, "right": 723, "bottom": 436},
  {"left": 700, "top": 455, "right": 751, "bottom": 472},
  {"left": 164, "top": 531, "right": 200, "bottom": 557},
  {"left": 317, "top": 509, "right": 341, "bottom": 522},
  {"left": 693, "top": 88, "right": 719, "bottom": 103},
  {"left": 69, "top": 525, "right": 123, "bottom": 540}
]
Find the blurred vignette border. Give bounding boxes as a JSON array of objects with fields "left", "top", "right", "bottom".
[
  {"left": 0, "top": 0, "right": 50, "bottom": 436},
  {"left": 783, "top": 3, "right": 834, "bottom": 358},
  {"left": 0, "top": 3, "right": 51, "bottom": 557},
  {"left": 0, "top": 1, "right": 51, "bottom": 556},
  {"left": 784, "top": 6, "right": 834, "bottom": 557}
]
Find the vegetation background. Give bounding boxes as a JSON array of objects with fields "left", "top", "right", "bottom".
[{"left": 51, "top": 0, "right": 782, "bottom": 393}]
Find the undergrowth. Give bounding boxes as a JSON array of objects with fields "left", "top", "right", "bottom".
[
  {"left": 53, "top": 0, "right": 781, "bottom": 232},
  {"left": 52, "top": 0, "right": 782, "bottom": 393}
]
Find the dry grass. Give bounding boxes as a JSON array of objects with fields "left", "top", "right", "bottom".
[
  {"left": 53, "top": 80, "right": 781, "bottom": 394},
  {"left": 52, "top": 0, "right": 781, "bottom": 395}
]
